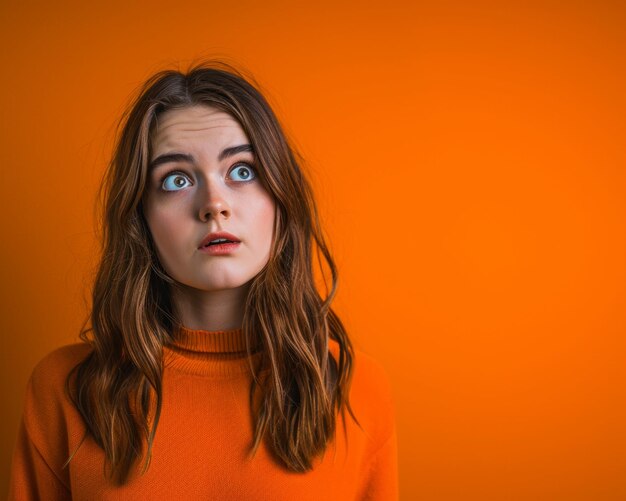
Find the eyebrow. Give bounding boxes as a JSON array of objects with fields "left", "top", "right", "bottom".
[{"left": 149, "top": 144, "right": 254, "bottom": 170}]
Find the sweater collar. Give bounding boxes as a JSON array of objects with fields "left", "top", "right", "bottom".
[
  {"left": 163, "top": 325, "right": 263, "bottom": 378},
  {"left": 170, "top": 325, "right": 249, "bottom": 354}
]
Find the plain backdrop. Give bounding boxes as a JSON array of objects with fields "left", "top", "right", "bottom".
[{"left": 1, "top": 1, "right": 625, "bottom": 499}]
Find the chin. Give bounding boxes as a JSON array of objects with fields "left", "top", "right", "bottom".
[{"left": 182, "top": 277, "right": 253, "bottom": 293}]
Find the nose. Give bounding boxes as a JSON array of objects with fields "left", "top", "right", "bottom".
[{"left": 198, "top": 181, "right": 231, "bottom": 222}]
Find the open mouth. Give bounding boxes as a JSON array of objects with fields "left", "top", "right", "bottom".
[
  {"left": 198, "top": 231, "right": 241, "bottom": 250},
  {"left": 203, "top": 238, "right": 239, "bottom": 248}
]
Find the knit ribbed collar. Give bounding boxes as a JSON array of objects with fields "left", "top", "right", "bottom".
[
  {"left": 163, "top": 325, "right": 263, "bottom": 378},
  {"left": 170, "top": 325, "right": 249, "bottom": 353}
]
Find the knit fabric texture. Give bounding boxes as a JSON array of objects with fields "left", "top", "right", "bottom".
[{"left": 8, "top": 326, "right": 398, "bottom": 500}]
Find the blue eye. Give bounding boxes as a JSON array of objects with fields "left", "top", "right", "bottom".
[
  {"left": 229, "top": 163, "right": 256, "bottom": 182},
  {"left": 162, "top": 173, "right": 192, "bottom": 191}
]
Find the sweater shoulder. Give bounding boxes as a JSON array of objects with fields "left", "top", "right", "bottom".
[
  {"left": 23, "top": 343, "right": 93, "bottom": 440},
  {"left": 16, "top": 343, "right": 93, "bottom": 489},
  {"left": 28, "top": 342, "right": 93, "bottom": 394},
  {"left": 328, "top": 338, "right": 394, "bottom": 401},
  {"left": 328, "top": 339, "right": 396, "bottom": 450}
]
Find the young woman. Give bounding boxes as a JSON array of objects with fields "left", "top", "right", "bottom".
[{"left": 8, "top": 62, "right": 398, "bottom": 500}]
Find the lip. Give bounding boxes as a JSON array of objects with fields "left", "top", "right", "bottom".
[
  {"left": 198, "top": 241, "right": 240, "bottom": 255},
  {"left": 198, "top": 231, "right": 241, "bottom": 250}
]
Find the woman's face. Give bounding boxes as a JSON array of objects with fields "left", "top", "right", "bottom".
[{"left": 142, "top": 104, "right": 276, "bottom": 293}]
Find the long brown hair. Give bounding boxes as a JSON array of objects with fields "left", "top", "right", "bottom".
[{"left": 65, "top": 62, "right": 359, "bottom": 485}]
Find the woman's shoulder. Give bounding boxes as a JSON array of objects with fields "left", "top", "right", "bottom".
[
  {"left": 328, "top": 338, "right": 397, "bottom": 448},
  {"left": 15, "top": 343, "right": 93, "bottom": 488},
  {"left": 29, "top": 342, "right": 93, "bottom": 386},
  {"left": 25, "top": 342, "right": 93, "bottom": 411},
  {"left": 328, "top": 338, "right": 394, "bottom": 395}
]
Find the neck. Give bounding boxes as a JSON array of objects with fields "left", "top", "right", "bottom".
[{"left": 171, "top": 281, "right": 251, "bottom": 331}]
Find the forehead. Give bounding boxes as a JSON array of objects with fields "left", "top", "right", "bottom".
[{"left": 151, "top": 105, "right": 248, "bottom": 154}]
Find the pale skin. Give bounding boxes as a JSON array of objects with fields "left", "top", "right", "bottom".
[{"left": 142, "top": 105, "right": 276, "bottom": 331}]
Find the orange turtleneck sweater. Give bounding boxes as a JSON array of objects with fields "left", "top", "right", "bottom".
[{"left": 8, "top": 327, "right": 398, "bottom": 500}]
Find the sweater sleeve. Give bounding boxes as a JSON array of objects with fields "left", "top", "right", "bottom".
[
  {"left": 7, "top": 418, "right": 72, "bottom": 501},
  {"left": 353, "top": 350, "right": 400, "bottom": 501},
  {"left": 362, "top": 427, "right": 399, "bottom": 501},
  {"left": 8, "top": 344, "right": 89, "bottom": 501}
]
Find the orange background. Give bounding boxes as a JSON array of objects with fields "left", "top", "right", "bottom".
[{"left": 1, "top": 1, "right": 625, "bottom": 499}]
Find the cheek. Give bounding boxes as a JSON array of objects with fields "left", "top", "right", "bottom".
[
  {"left": 144, "top": 206, "right": 182, "bottom": 258},
  {"left": 257, "top": 197, "right": 276, "bottom": 247}
]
